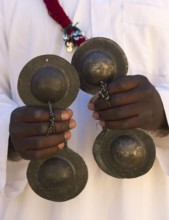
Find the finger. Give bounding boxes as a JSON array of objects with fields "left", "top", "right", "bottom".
[
  {"left": 93, "top": 103, "right": 142, "bottom": 121},
  {"left": 109, "top": 88, "right": 147, "bottom": 107},
  {"left": 92, "top": 83, "right": 150, "bottom": 112},
  {"left": 90, "top": 91, "right": 138, "bottom": 111},
  {"left": 99, "top": 116, "right": 144, "bottom": 130},
  {"left": 11, "top": 106, "right": 73, "bottom": 123},
  {"left": 13, "top": 131, "right": 71, "bottom": 153},
  {"left": 22, "top": 145, "right": 60, "bottom": 160},
  {"left": 10, "top": 119, "right": 76, "bottom": 137},
  {"left": 107, "top": 75, "right": 147, "bottom": 94},
  {"left": 88, "top": 75, "right": 149, "bottom": 111}
]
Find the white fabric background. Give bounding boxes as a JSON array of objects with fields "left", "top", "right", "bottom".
[{"left": 0, "top": 0, "right": 169, "bottom": 219}]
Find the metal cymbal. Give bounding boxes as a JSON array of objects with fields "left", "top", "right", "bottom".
[
  {"left": 27, "top": 147, "right": 88, "bottom": 202},
  {"left": 18, "top": 54, "right": 80, "bottom": 109},
  {"left": 71, "top": 37, "right": 128, "bottom": 94},
  {"left": 17, "top": 54, "right": 88, "bottom": 201},
  {"left": 93, "top": 129, "right": 156, "bottom": 178}
]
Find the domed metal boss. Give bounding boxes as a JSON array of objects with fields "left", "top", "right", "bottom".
[
  {"left": 71, "top": 37, "right": 128, "bottom": 94},
  {"left": 18, "top": 54, "right": 80, "bottom": 109},
  {"left": 71, "top": 37, "right": 156, "bottom": 178},
  {"left": 93, "top": 129, "right": 155, "bottom": 178},
  {"left": 27, "top": 146, "right": 88, "bottom": 202},
  {"left": 18, "top": 54, "right": 88, "bottom": 201}
]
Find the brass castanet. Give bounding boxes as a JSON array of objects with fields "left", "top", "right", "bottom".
[
  {"left": 18, "top": 54, "right": 88, "bottom": 201},
  {"left": 71, "top": 37, "right": 156, "bottom": 178}
]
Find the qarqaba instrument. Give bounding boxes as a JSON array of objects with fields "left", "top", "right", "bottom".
[
  {"left": 18, "top": 54, "right": 88, "bottom": 201},
  {"left": 71, "top": 37, "right": 156, "bottom": 178}
]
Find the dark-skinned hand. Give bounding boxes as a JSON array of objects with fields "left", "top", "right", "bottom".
[
  {"left": 9, "top": 106, "right": 76, "bottom": 160},
  {"left": 88, "top": 75, "right": 167, "bottom": 131}
]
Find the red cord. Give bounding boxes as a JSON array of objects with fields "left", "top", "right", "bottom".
[{"left": 44, "top": 0, "right": 71, "bottom": 29}]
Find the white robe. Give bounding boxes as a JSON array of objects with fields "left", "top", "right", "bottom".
[{"left": 1, "top": 0, "right": 169, "bottom": 219}]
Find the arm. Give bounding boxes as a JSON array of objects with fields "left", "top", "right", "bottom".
[
  {"left": 0, "top": 5, "right": 19, "bottom": 198},
  {"left": 0, "top": 6, "right": 76, "bottom": 198}
]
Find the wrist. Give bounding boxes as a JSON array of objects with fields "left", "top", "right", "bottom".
[{"left": 148, "top": 111, "right": 169, "bottom": 138}]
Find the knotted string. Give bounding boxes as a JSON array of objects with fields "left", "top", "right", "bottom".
[
  {"left": 99, "top": 81, "right": 111, "bottom": 108},
  {"left": 46, "top": 101, "right": 56, "bottom": 136}
]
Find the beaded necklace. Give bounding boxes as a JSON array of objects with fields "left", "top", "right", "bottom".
[{"left": 43, "top": 0, "right": 87, "bottom": 52}]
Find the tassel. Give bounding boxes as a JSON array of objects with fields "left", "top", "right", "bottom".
[
  {"left": 43, "top": 0, "right": 87, "bottom": 52},
  {"left": 63, "top": 23, "right": 86, "bottom": 52}
]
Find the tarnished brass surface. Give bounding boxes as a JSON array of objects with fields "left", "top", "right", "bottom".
[
  {"left": 71, "top": 37, "right": 128, "bottom": 94},
  {"left": 18, "top": 54, "right": 88, "bottom": 201},
  {"left": 27, "top": 147, "right": 88, "bottom": 202},
  {"left": 93, "top": 129, "right": 156, "bottom": 178},
  {"left": 72, "top": 37, "right": 156, "bottom": 178},
  {"left": 18, "top": 54, "right": 79, "bottom": 109}
]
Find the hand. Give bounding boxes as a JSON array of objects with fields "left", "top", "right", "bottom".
[
  {"left": 9, "top": 106, "right": 76, "bottom": 160},
  {"left": 88, "top": 75, "right": 167, "bottom": 131}
]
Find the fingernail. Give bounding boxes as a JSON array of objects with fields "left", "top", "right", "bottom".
[
  {"left": 69, "top": 120, "right": 76, "bottom": 129},
  {"left": 64, "top": 131, "right": 71, "bottom": 140},
  {"left": 88, "top": 102, "right": 95, "bottom": 110},
  {"left": 99, "top": 120, "right": 105, "bottom": 127},
  {"left": 58, "top": 143, "right": 65, "bottom": 149},
  {"left": 89, "top": 94, "right": 99, "bottom": 103},
  {"left": 92, "top": 112, "right": 99, "bottom": 120},
  {"left": 61, "top": 111, "right": 70, "bottom": 120}
]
